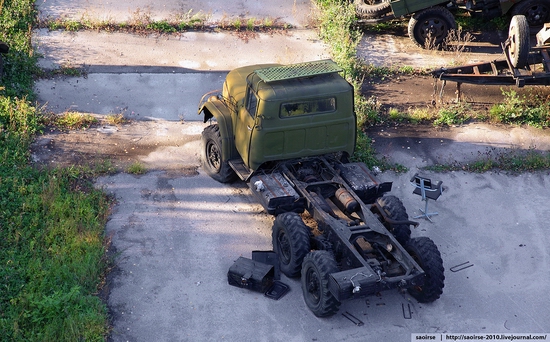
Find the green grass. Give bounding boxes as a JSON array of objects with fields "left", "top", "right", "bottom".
[
  {"left": 44, "top": 111, "right": 99, "bottom": 130},
  {"left": 105, "top": 113, "right": 129, "bottom": 125},
  {"left": 427, "top": 147, "right": 550, "bottom": 173},
  {"left": 40, "top": 15, "right": 286, "bottom": 34},
  {"left": 127, "top": 161, "right": 146, "bottom": 175},
  {"left": 454, "top": 9, "right": 510, "bottom": 32},
  {"left": 433, "top": 103, "right": 472, "bottom": 126},
  {"left": 1, "top": 0, "right": 111, "bottom": 340},
  {"left": 147, "top": 20, "right": 177, "bottom": 33},
  {"left": 488, "top": 89, "right": 550, "bottom": 128}
]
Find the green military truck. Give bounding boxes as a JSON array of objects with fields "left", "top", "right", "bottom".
[
  {"left": 354, "top": 0, "right": 550, "bottom": 47},
  {"left": 198, "top": 60, "right": 444, "bottom": 317}
]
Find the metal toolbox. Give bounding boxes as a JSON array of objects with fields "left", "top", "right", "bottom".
[{"left": 227, "top": 257, "right": 274, "bottom": 293}]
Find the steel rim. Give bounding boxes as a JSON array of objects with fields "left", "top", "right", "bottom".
[
  {"left": 277, "top": 230, "right": 291, "bottom": 265},
  {"left": 509, "top": 26, "right": 518, "bottom": 60},
  {"left": 206, "top": 141, "right": 221, "bottom": 171},
  {"left": 305, "top": 267, "right": 321, "bottom": 304},
  {"left": 419, "top": 17, "right": 448, "bottom": 42},
  {"left": 525, "top": 5, "right": 549, "bottom": 26}
]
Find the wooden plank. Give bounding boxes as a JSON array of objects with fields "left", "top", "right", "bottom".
[
  {"left": 491, "top": 62, "right": 498, "bottom": 75},
  {"left": 540, "top": 49, "right": 550, "bottom": 72}
]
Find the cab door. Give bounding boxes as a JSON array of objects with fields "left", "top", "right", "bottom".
[{"left": 234, "top": 86, "right": 258, "bottom": 167}]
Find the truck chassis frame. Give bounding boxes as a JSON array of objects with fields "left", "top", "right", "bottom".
[{"left": 249, "top": 156, "right": 445, "bottom": 316}]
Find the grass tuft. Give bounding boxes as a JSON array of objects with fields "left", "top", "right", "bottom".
[
  {"left": 127, "top": 162, "right": 146, "bottom": 175},
  {"left": 42, "top": 111, "right": 98, "bottom": 130},
  {"left": 427, "top": 147, "right": 550, "bottom": 173}
]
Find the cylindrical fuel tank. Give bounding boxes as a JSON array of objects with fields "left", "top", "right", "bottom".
[{"left": 335, "top": 188, "right": 359, "bottom": 212}]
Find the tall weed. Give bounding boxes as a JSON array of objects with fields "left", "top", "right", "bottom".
[{"left": 489, "top": 89, "right": 550, "bottom": 127}]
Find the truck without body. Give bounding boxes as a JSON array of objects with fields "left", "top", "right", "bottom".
[
  {"left": 354, "top": 0, "right": 550, "bottom": 48},
  {"left": 198, "top": 60, "right": 445, "bottom": 316}
]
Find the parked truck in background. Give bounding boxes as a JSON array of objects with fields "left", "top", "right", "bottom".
[{"left": 354, "top": 0, "right": 550, "bottom": 47}]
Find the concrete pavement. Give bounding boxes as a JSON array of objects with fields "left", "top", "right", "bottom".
[
  {"left": 34, "top": 29, "right": 328, "bottom": 120},
  {"left": 32, "top": 0, "right": 550, "bottom": 341},
  {"left": 95, "top": 165, "right": 550, "bottom": 341}
]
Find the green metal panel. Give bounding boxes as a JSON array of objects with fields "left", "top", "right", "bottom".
[
  {"left": 201, "top": 98, "right": 240, "bottom": 160},
  {"left": 246, "top": 88, "right": 356, "bottom": 170},
  {"left": 390, "top": 0, "right": 450, "bottom": 17},
  {"left": 253, "top": 59, "right": 343, "bottom": 83}
]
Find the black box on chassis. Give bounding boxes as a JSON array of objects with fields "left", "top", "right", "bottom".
[
  {"left": 337, "top": 162, "right": 392, "bottom": 203},
  {"left": 228, "top": 257, "right": 274, "bottom": 293},
  {"left": 248, "top": 172, "right": 306, "bottom": 215}
]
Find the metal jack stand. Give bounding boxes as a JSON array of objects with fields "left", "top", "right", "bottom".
[{"left": 410, "top": 174, "right": 443, "bottom": 222}]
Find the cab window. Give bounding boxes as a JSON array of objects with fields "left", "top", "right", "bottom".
[
  {"left": 246, "top": 88, "right": 258, "bottom": 118},
  {"left": 280, "top": 98, "right": 336, "bottom": 117}
]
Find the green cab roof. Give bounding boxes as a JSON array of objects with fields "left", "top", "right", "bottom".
[
  {"left": 253, "top": 59, "right": 343, "bottom": 83},
  {"left": 223, "top": 60, "right": 351, "bottom": 105}
]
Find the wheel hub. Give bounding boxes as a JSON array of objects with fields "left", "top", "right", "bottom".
[
  {"left": 207, "top": 142, "right": 221, "bottom": 170},
  {"left": 306, "top": 269, "right": 321, "bottom": 303},
  {"left": 421, "top": 19, "right": 446, "bottom": 39},
  {"left": 278, "top": 232, "right": 291, "bottom": 264}
]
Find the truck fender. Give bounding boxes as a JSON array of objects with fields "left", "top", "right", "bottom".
[{"left": 199, "top": 98, "right": 239, "bottom": 160}]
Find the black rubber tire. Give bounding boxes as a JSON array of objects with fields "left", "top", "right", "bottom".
[
  {"left": 354, "top": 0, "right": 392, "bottom": 19},
  {"left": 0, "top": 42, "right": 7, "bottom": 78},
  {"left": 272, "top": 212, "right": 311, "bottom": 278},
  {"left": 201, "top": 124, "right": 237, "bottom": 183},
  {"left": 376, "top": 195, "right": 411, "bottom": 245},
  {"left": 0, "top": 41, "right": 8, "bottom": 54},
  {"left": 408, "top": 6, "right": 457, "bottom": 49},
  {"left": 511, "top": 0, "right": 550, "bottom": 28},
  {"left": 405, "top": 237, "right": 445, "bottom": 303},
  {"left": 507, "top": 15, "right": 530, "bottom": 69},
  {"left": 301, "top": 251, "right": 341, "bottom": 317}
]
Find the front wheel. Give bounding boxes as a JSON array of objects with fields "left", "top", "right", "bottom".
[
  {"left": 301, "top": 251, "right": 341, "bottom": 317},
  {"left": 405, "top": 237, "right": 445, "bottom": 303},
  {"left": 272, "top": 212, "right": 311, "bottom": 278},
  {"left": 408, "top": 7, "right": 457, "bottom": 49},
  {"left": 201, "top": 124, "right": 236, "bottom": 183}
]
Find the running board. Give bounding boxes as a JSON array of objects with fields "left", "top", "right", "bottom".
[{"left": 229, "top": 159, "right": 254, "bottom": 181}]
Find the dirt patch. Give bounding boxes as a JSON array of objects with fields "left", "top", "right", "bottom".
[
  {"left": 363, "top": 73, "right": 550, "bottom": 114},
  {"left": 31, "top": 119, "right": 205, "bottom": 175}
]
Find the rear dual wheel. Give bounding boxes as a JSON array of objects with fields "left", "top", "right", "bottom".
[
  {"left": 301, "top": 251, "right": 341, "bottom": 317},
  {"left": 272, "top": 212, "right": 311, "bottom": 278},
  {"left": 405, "top": 237, "right": 445, "bottom": 303},
  {"left": 376, "top": 195, "right": 411, "bottom": 246}
]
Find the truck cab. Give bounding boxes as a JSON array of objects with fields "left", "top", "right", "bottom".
[{"left": 198, "top": 60, "right": 356, "bottom": 182}]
